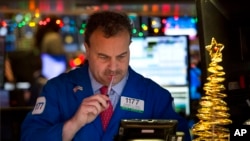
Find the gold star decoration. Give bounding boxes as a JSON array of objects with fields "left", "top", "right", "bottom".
[{"left": 206, "top": 37, "right": 224, "bottom": 63}]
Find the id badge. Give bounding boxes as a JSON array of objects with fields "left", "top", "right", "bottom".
[{"left": 120, "top": 96, "right": 144, "bottom": 113}]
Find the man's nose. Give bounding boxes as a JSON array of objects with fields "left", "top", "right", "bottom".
[{"left": 108, "top": 58, "right": 118, "bottom": 72}]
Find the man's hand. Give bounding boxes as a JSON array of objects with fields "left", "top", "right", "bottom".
[{"left": 62, "top": 94, "right": 110, "bottom": 141}]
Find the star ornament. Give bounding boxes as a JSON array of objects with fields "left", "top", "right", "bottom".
[{"left": 206, "top": 37, "right": 224, "bottom": 55}]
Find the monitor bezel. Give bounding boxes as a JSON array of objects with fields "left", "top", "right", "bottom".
[{"left": 117, "top": 119, "right": 178, "bottom": 141}]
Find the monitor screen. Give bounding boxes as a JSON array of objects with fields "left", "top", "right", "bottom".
[
  {"left": 129, "top": 35, "right": 190, "bottom": 116},
  {"left": 129, "top": 35, "right": 189, "bottom": 86},
  {"left": 41, "top": 53, "right": 67, "bottom": 80},
  {"left": 116, "top": 119, "right": 178, "bottom": 141}
]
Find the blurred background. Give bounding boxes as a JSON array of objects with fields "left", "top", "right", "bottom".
[{"left": 0, "top": 0, "right": 202, "bottom": 140}]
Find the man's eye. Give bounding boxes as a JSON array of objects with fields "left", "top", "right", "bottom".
[
  {"left": 118, "top": 55, "right": 126, "bottom": 60},
  {"left": 99, "top": 55, "right": 108, "bottom": 60}
]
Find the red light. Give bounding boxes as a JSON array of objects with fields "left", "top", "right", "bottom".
[
  {"left": 39, "top": 20, "right": 47, "bottom": 25},
  {"left": 161, "top": 27, "right": 165, "bottom": 33},
  {"left": 174, "top": 16, "right": 179, "bottom": 21},
  {"left": 69, "top": 60, "right": 76, "bottom": 68},
  {"left": 214, "top": 46, "right": 218, "bottom": 51},
  {"left": 78, "top": 54, "right": 85, "bottom": 61},
  {"left": 46, "top": 17, "right": 50, "bottom": 22},
  {"left": 161, "top": 19, "right": 167, "bottom": 24},
  {"left": 162, "top": 4, "right": 170, "bottom": 13},
  {"left": 102, "top": 4, "right": 109, "bottom": 10},
  {"left": 1, "top": 21, "right": 7, "bottom": 27},
  {"left": 69, "top": 54, "right": 85, "bottom": 68},
  {"left": 56, "top": 0, "right": 64, "bottom": 12},
  {"left": 59, "top": 23, "right": 64, "bottom": 27},
  {"left": 56, "top": 19, "right": 64, "bottom": 27}
]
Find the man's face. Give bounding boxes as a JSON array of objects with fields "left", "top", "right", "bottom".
[{"left": 85, "top": 28, "right": 131, "bottom": 86}]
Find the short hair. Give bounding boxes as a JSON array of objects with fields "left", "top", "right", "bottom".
[{"left": 84, "top": 10, "right": 132, "bottom": 46}]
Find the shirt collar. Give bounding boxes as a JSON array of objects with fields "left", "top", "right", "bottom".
[{"left": 89, "top": 69, "right": 128, "bottom": 95}]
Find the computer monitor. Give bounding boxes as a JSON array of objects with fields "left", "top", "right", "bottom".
[
  {"left": 41, "top": 53, "right": 68, "bottom": 80},
  {"left": 129, "top": 35, "right": 189, "bottom": 86},
  {"left": 129, "top": 35, "right": 191, "bottom": 116},
  {"left": 116, "top": 119, "right": 178, "bottom": 141}
]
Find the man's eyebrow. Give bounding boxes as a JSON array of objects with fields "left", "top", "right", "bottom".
[
  {"left": 117, "top": 51, "right": 128, "bottom": 57},
  {"left": 97, "top": 52, "right": 108, "bottom": 56},
  {"left": 97, "top": 51, "right": 128, "bottom": 57}
]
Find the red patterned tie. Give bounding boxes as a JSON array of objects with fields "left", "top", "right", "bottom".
[{"left": 100, "top": 86, "right": 113, "bottom": 130}]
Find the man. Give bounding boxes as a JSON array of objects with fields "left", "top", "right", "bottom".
[{"left": 21, "top": 11, "right": 191, "bottom": 141}]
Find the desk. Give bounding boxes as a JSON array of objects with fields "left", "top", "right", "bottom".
[{"left": 0, "top": 107, "right": 33, "bottom": 141}]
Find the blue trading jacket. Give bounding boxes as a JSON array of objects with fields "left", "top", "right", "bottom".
[{"left": 21, "top": 64, "right": 191, "bottom": 141}]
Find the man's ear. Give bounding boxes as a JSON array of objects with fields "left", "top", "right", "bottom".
[{"left": 84, "top": 42, "right": 89, "bottom": 58}]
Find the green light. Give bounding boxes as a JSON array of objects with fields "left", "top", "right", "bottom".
[
  {"left": 79, "top": 29, "right": 85, "bottom": 34},
  {"left": 81, "top": 23, "right": 86, "bottom": 28},
  {"left": 141, "top": 24, "right": 148, "bottom": 31},
  {"left": 191, "top": 17, "right": 198, "bottom": 23},
  {"left": 24, "top": 14, "right": 31, "bottom": 22},
  {"left": 138, "top": 32, "right": 144, "bottom": 37},
  {"left": 22, "top": 21, "right": 26, "bottom": 26},
  {"left": 18, "top": 23, "right": 22, "bottom": 28},
  {"left": 25, "top": 17, "right": 30, "bottom": 22},
  {"left": 132, "top": 28, "right": 137, "bottom": 34}
]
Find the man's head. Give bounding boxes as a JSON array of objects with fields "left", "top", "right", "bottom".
[{"left": 84, "top": 11, "right": 132, "bottom": 86}]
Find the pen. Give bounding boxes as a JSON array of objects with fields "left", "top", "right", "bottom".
[{"left": 107, "top": 75, "right": 114, "bottom": 96}]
